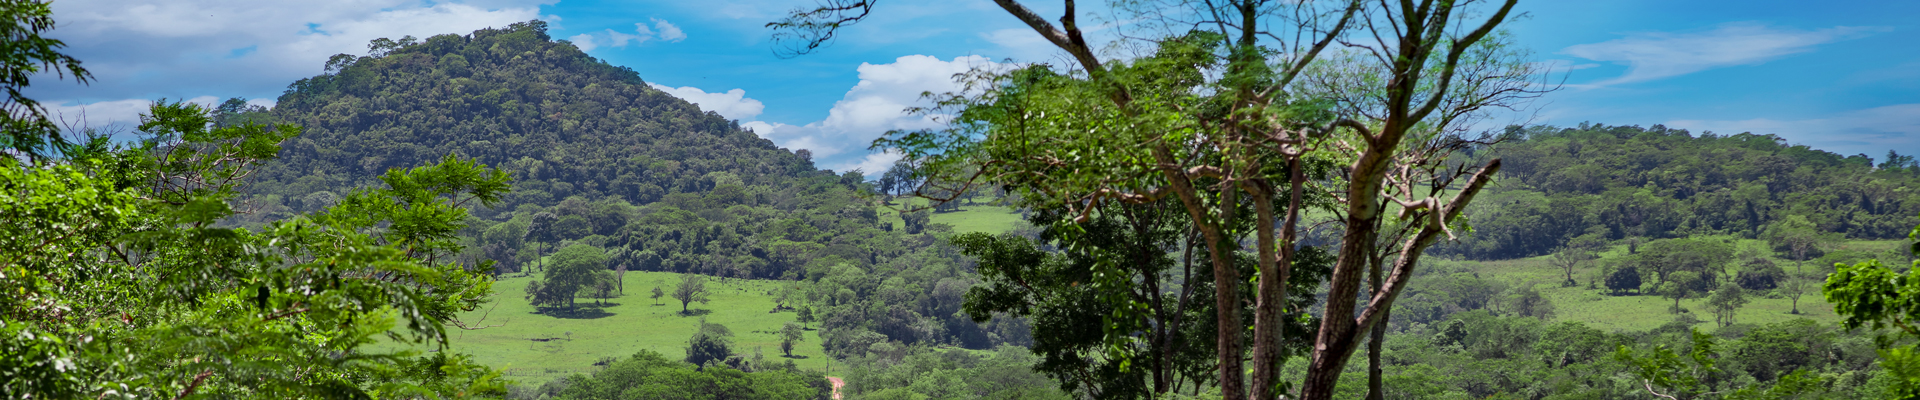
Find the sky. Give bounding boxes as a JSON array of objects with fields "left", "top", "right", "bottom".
[{"left": 26, "top": 0, "right": 1920, "bottom": 174}]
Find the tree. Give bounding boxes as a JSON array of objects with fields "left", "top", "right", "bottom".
[
  {"left": 525, "top": 211, "right": 559, "bottom": 272},
  {"left": 779, "top": 322, "right": 805, "bottom": 357},
  {"left": 796, "top": 305, "right": 815, "bottom": 328},
  {"left": 651, "top": 284, "right": 666, "bottom": 306},
  {"left": 1825, "top": 226, "right": 1920, "bottom": 396},
  {"left": 585, "top": 270, "right": 619, "bottom": 305},
  {"left": 0, "top": 0, "right": 91, "bottom": 159},
  {"left": 1549, "top": 236, "right": 1604, "bottom": 287},
  {"left": 615, "top": 263, "right": 627, "bottom": 294},
  {"left": 1606, "top": 265, "right": 1643, "bottom": 296},
  {"left": 774, "top": 283, "right": 797, "bottom": 309},
  {"left": 0, "top": 101, "right": 508, "bottom": 398},
  {"left": 956, "top": 200, "right": 1334, "bottom": 397},
  {"left": 1507, "top": 286, "right": 1556, "bottom": 320},
  {"left": 527, "top": 243, "right": 607, "bottom": 310},
  {"left": 1768, "top": 216, "right": 1837, "bottom": 314},
  {"left": 675, "top": 274, "right": 712, "bottom": 313},
  {"left": 778, "top": 1, "right": 1544, "bottom": 397},
  {"left": 1706, "top": 283, "right": 1748, "bottom": 327},
  {"left": 1660, "top": 271, "right": 1702, "bottom": 314},
  {"left": 685, "top": 319, "right": 735, "bottom": 369},
  {"left": 901, "top": 209, "right": 930, "bottom": 234}
]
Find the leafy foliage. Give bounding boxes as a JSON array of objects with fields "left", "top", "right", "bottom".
[
  {"left": 1, "top": 101, "right": 505, "bottom": 398},
  {"left": 0, "top": 0, "right": 91, "bottom": 158},
  {"left": 548, "top": 349, "right": 826, "bottom": 400}
]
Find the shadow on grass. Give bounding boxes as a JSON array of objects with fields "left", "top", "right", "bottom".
[
  {"left": 781, "top": 354, "right": 810, "bottom": 360},
  {"left": 534, "top": 306, "right": 616, "bottom": 319},
  {"left": 678, "top": 309, "right": 713, "bottom": 317}
]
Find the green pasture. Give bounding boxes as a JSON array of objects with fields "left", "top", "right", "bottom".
[
  {"left": 876, "top": 196, "right": 1026, "bottom": 235},
  {"left": 401, "top": 271, "right": 835, "bottom": 387},
  {"left": 1451, "top": 236, "right": 1875, "bottom": 333}
]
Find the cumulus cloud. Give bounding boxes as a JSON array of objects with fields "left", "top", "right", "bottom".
[
  {"left": 1562, "top": 22, "right": 1885, "bottom": 87},
  {"left": 648, "top": 55, "right": 1011, "bottom": 174},
  {"left": 1666, "top": 104, "right": 1920, "bottom": 158},
  {"left": 32, "top": 0, "right": 546, "bottom": 104},
  {"left": 646, "top": 83, "right": 765, "bottom": 121},
  {"left": 770, "top": 55, "right": 1007, "bottom": 171},
  {"left": 651, "top": 18, "right": 687, "bottom": 42},
  {"left": 568, "top": 18, "right": 688, "bottom": 51}
]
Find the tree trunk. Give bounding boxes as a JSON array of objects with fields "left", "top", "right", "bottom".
[
  {"left": 1367, "top": 255, "right": 1387, "bottom": 400},
  {"left": 1150, "top": 143, "right": 1245, "bottom": 399},
  {"left": 1251, "top": 158, "right": 1305, "bottom": 400}
]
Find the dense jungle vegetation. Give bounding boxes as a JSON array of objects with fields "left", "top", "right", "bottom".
[{"left": 9, "top": 1, "right": 1920, "bottom": 399}]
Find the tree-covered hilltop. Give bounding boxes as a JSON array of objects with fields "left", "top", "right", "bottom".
[
  {"left": 1436, "top": 123, "right": 1920, "bottom": 260},
  {"left": 252, "top": 20, "right": 839, "bottom": 219},
  {"left": 241, "top": 21, "right": 890, "bottom": 281}
]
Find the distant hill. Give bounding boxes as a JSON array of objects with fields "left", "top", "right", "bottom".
[
  {"left": 254, "top": 20, "right": 834, "bottom": 212},
  {"left": 1432, "top": 123, "right": 1920, "bottom": 260},
  {"left": 239, "top": 21, "right": 1023, "bottom": 353}
]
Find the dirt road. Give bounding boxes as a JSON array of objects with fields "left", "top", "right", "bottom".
[{"left": 827, "top": 376, "right": 845, "bottom": 399}]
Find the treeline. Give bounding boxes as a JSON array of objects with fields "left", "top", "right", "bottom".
[
  {"left": 513, "top": 349, "right": 831, "bottom": 400},
  {"left": 1318, "top": 313, "right": 1894, "bottom": 398},
  {"left": 1436, "top": 123, "right": 1920, "bottom": 260}
]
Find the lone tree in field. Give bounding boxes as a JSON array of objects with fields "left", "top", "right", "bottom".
[
  {"left": 526, "top": 243, "right": 607, "bottom": 310},
  {"left": 651, "top": 283, "right": 665, "bottom": 306},
  {"left": 1707, "top": 283, "right": 1748, "bottom": 327},
  {"left": 1550, "top": 236, "right": 1605, "bottom": 287},
  {"left": 673, "top": 274, "right": 711, "bottom": 313},
  {"left": 779, "top": 322, "right": 805, "bottom": 357},
  {"left": 1768, "top": 215, "right": 1838, "bottom": 314},
  {"left": 1606, "top": 265, "right": 1643, "bottom": 296}
]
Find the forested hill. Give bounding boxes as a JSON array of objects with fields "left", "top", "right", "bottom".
[
  {"left": 1436, "top": 123, "right": 1920, "bottom": 260},
  {"left": 250, "top": 20, "right": 842, "bottom": 216},
  {"left": 234, "top": 21, "right": 1023, "bottom": 353}
]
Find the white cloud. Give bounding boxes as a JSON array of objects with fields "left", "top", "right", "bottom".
[
  {"left": 647, "top": 83, "right": 765, "bottom": 121},
  {"left": 567, "top": 18, "right": 690, "bottom": 52},
  {"left": 652, "top": 18, "right": 687, "bottom": 42},
  {"left": 30, "top": 0, "right": 546, "bottom": 103},
  {"left": 568, "top": 33, "right": 597, "bottom": 51},
  {"left": 774, "top": 55, "right": 1008, "bottom": 170},
  {"left": 1562, "top": 23, "right": 1885, "bottom": 87},
  {"left": 650, "top": 55, "right": 1012, "bottom": 174},
  {"left": 607, "top": 27, "right": 647, "bottom": 47},
  {"left": 841, "top": 149, "right": 905, "bottom": 176},
  {"left": 1666, "top": 104, "right": 1920, "bottom": 158}
]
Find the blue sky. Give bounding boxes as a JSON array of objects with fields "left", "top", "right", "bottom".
[{"left": 29, "top": 0, "right": 1920, "bottom": 173}]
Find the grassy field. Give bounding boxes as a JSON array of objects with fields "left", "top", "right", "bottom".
[
  {"left": 1456, "top": 236, "right": 1864, "bottom": 333},
  {"left": 395, "top": 199, "right": 1025, "bottom": 388},
  {"left": 876, "top": 196, "right": 1027, "bottom": 235},
  {"left": 398, "top": 271, "right": 836, "bottom": 387}
]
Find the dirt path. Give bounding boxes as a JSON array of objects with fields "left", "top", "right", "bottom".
[{"left": 827, "top": 376, "right": 845, "bottom": 399}]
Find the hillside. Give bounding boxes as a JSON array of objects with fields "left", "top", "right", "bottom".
[
  {"left": 237, "top": 20, "right": 1032, "bottom": 372},
  {"left": 1435, "top": 123, "right": 1920, "bottom": 260}
]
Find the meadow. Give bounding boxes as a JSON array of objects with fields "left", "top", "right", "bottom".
[
  {"left": 412, "top": 271, "right": 833, "bottom": 386},
  {"left": 1451, "top": 236, "right": 1865, "bottom": 332}
]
